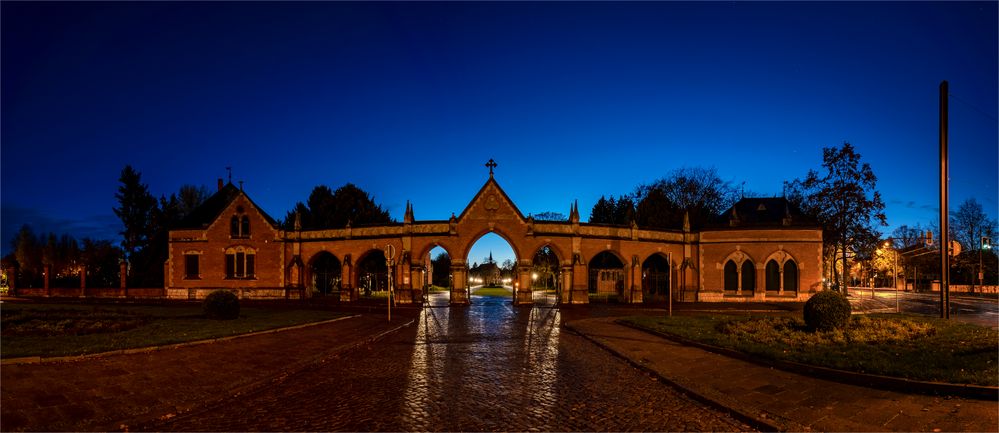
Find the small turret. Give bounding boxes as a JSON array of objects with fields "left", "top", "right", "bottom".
[
  {"left": 569, "top": 200, "right": 580, "bottom": 223},
  {"left": 404, "top": 200, "right": 414, "bottom": 224},
  {"left": 683, "top": 210, "right": 691, "bottom": 232}
]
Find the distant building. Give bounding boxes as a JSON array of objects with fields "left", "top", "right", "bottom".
[{"left": 167, "top": 173, "right": 822, "bottom": 304}]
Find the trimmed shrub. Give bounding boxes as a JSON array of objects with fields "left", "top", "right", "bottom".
[
  {"left": 803, "top": 290, "right": 851, "bottom": 331},
  {"left": 203, "top": 290, "right": 240, "bottom": 320}
]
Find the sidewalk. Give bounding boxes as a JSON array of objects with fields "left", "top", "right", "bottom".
[
  {"left": 566, "top": 317, "right": 998, "bottom": 432},
  {"left": 0, "top": 313, "right": 415, "bottom": 432}
]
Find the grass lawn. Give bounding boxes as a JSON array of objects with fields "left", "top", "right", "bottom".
[
  {"left": 471, "top": 286, "right": 512, "bottom": 297},
  {"left": 1, "top": 303, "right": 347, "bottom": 359},
  {"left": 622, "top": 313, "right": 998, "bottom": 386}
]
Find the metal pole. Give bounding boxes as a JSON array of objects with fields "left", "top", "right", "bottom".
[{"left": 939, "top": 80, "right": 950, "bottom": 319}]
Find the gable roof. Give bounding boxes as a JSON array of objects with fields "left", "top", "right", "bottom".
[
  {"left": 456, "top": 176, "right": 527, "bottom": 222},
  {"left": 174, "top": 183, "right": 280, "bottom": 230},
  {"left": 711, "top": 197, "right": 817, "bottom": 228}
]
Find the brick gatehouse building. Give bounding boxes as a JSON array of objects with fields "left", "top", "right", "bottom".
[{"left": 166, "top": 170, "right": 822, "bottom": 304}]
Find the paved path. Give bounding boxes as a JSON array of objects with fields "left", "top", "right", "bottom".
[
  {"left": 4, "top": 299, "right": 995, "bottom": 432},
  {"left": 566, "top": 317, "right": 999, "bottom": 432},
  {"left": 0, "top": 314, "right": 415, "bottom": 432},
  {"left": 153, "top": 296, "right": 748, "bottom": 432}
]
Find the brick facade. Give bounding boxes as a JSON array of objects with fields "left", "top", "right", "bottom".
[{"left": 167, "top": 176, "right": 824, "bottom": 304}]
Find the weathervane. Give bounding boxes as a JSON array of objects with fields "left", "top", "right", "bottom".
[{"left": 485, "top": 158, "right": 497, "bottom": 176}]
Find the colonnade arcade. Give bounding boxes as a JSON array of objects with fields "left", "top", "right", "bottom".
[{"left": 286, "top": 172, "right": 693, "bottom": 305}]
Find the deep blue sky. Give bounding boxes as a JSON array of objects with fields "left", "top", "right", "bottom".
[{"left": 3, "top": 2, "right": 997, "bottom": 264}]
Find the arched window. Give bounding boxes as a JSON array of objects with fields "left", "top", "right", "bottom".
[
  {"left": 241, "top": 215, "right": 250, "bottom": 237},
  {"left": 225, "top": 247, "right": 256, "bottom": 279},
  {"left": 741, "top": 261, "right": 756, "bottom": 292},
  {"left": 230, "top": 216, "right": 240, "bottom": 237},
  {"left": 724, "top": 260, "right": 738, "bottom": 291},
  {"left": 783, "top": 260, "right": 799, "bottom": 292},
  {"left": 766, "top": 260, "right": 781, "bottom": 292}
]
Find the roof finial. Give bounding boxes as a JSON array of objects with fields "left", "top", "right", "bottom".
[{"left": 485, "top": 158, "right": 497, "bottom": 176}]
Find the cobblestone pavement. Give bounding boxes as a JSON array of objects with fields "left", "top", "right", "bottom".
[{"left": 157, "top": 296, "right": 751, "bottom": 432}]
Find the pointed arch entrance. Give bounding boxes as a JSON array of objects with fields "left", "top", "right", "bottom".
[
  {"left": 588, "top": 251, "right": 625, "bottom": 300},
  {"left": 308, "top": 251, "right": 342, "bottom": 297},
  {"left": 531, "top": 245, "right": 560, "bottom": 306},
  {"left": 642, "top": 253, "right": 671, "bottom": 303},
  {"left": 465, "top": 232, "right": 516, "bottom": 302}
]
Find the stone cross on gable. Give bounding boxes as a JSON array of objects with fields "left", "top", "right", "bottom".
[{"left": 485, "top": 158, "right": 497, "bottom": 176}]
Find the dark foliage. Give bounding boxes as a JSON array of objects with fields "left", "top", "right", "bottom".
[
  {"left": 203, "top": 290, "right": 240, "bottom": 320},
  {"left": 282, "top": 183, "right": 392, "bottom": 230},
  {"left": 803, "top": 290, "right": 852, "bottom": 331}
]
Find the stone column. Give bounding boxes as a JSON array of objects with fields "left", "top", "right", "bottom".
[
  {"left": 120, "top": 261, "right": 128, "bottom": 290},
  {"left": 560, "top": 265, "right": 574, "bottom": 304},
  {"left": 44, "top": 264, "right": 51, "bottom": 297},
  {"left": 409, "top": 266, "right": 424, "bottom": 303},
  {"left": 515, "top": 264, "right": 532, "bottom": 305},
  {"left": 571, "top": 255, "right": 589, "bottom": 304},
  {"left": 450, "top": 263, "right": 468, "bottom": 305},
  {"left": 341, "top": 258, "right": 354, "bottom": 302},
  {"left": 80, "top": 265, "right": 87, "bottom": 297}
]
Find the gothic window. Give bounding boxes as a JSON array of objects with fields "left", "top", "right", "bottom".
[
  {"left": 184, "top": 254, "right": 200, "bottom": 279},
  {"left": 783, "top": 260, "right": 798, "bottom": 292},
  {"left": 766, "top": 260, "right": 781, "bottom": 291},
  {"left": 741, "top": 260, "right": 756, "bottom": 292},
  {"left": 230, "top": 214, "right": 250, "bottom": 238},
  {"left": 724, "top": 260, "right": 738, "bottom": 291},
  {"left": 225, "top": 247, "right": 256, "bottom": 279}
]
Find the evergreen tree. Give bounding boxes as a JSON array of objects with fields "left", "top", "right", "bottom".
[
  {"left": 113, "top": 165, "right": 157, "bottom": 261},
  {"left": 589, "top": 196, "right": 616, "bottom": 224}
]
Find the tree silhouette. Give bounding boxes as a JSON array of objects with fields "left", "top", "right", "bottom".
[{"left": 788, "top": 143, "right": 887, "bottom": 291}]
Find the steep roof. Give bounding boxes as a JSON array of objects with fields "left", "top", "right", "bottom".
[
  {"left": 711, "top": 197, "right": 817, "bottom": 229},
  {"left": 174, "top": 183, "right": 280, "bottom": 230},
  {"left": 456, "top": 176, "right": 527, "bottom": 222}
]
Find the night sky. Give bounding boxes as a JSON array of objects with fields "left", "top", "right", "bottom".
[{"left": 2, "top": 2, "right": 996, "bottom": 264}]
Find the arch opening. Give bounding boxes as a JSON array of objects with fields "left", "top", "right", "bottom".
[
  {"left": 741, "top": 261, "right": 756, "bottom": 293},
  {"left": 588, "top": 251, "right": 625, "bottom": 297},
  {"left": 766, "top": 260, "right": 781, "bottom": 293},
  {"left": 783, "top": 260, "right": 798, "bottom": 293},
  {"left": 309, "top": 252, "right": 342, "bottom": 296},
  {"left": 642, "top": 253, "right": 671, "bottom": 302},
  {"left": 724, "top": 260, "right": 738, "bottom": 292},
  {"left": 426, "top": 245, "right": 452, "bottom": 305},
  {"left": 466, "top": 232, "right": 516, "bottom": 299},
  {"left": 531, "top": 245, "right": 561, "bottom": 304},
  {"left": 357, "top": 249, "right": 387, "bottom": 298}
]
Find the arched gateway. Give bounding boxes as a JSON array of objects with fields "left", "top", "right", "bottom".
[{"left": 166, "top": 165, "right": 823, "bottom": 304}]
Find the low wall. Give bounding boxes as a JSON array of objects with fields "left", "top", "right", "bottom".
[
  {"left": 165, "top": 287, "right": 304, "bottom": 300},
  {"left": 929, "top": 283, "right": 998, "bottom": 295},
  {"left": 698, "top": 290, "right": 814, "bottom": 302},
  {"left": 11, "top": 287, "right": 164, "bottom": 298}
]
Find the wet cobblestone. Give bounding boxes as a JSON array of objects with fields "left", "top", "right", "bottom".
[{"left": 159, "top": 297, "right": 750, "bottom": 431}]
